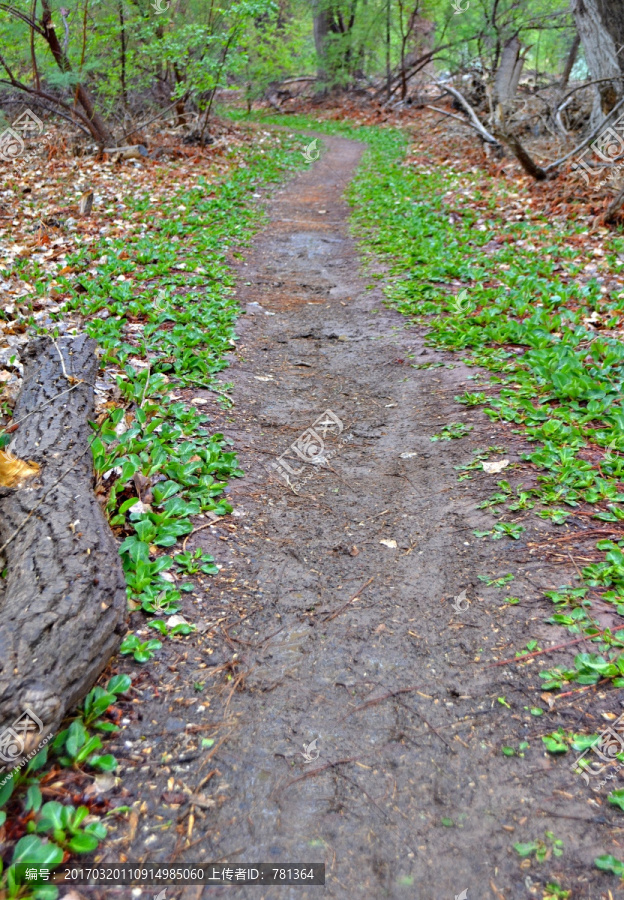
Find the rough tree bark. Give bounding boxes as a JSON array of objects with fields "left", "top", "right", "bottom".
[
  {"left": 0, "top": 336, "right": 126, "bottom": 745},
  {"left": 571, "top": 0, "right": 624, "bottom": 127}
]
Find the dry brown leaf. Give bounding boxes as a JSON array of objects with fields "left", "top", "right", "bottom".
[{"left": 0, "top": 449, "right": 39, "bottom": 488}]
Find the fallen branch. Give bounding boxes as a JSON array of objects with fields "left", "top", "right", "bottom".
[
  {"left": 438, "top": 83, "right": 498, "bottom": 145},
  {"left": 426, "top": 104, "right": 492, "bottom": 138},
  {"left": 543, "top": 95, "right": 624, "bottom": 176},
  {"left": 492, "top": 126, "right": 548, "bottom": 180},
  {"left": 440, "top": 82, "right": 624, "bottom": 182}
]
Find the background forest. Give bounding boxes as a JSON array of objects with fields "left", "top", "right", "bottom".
[{"left": 0, "top": 0, "right": 619, "bottom": 149}]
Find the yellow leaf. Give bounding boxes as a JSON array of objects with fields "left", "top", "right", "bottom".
[{"left": 0, "top": 449, "right": 39, "bottom": 488}]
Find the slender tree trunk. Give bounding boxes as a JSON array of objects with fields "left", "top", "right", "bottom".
[
  {"left": 561, "top": 33, "right": 580, "bottom": 89},
  {"left": 172, "top": 65, "right": 187, "bottom": 126},
  {"left": 313, "top": 0, "right": 331, "bottom": 87},
  {"left": 30, "top": 0, "right": 40, "bottom": 90},
  {"left": 40, "top": 0, "right": 112, "bottom": 144},
  {"left": 118, "top": 0, "right": 127, "bottom": 108},
  {"left": 386, "top": 0, "right": 391, "bottom": 101}
]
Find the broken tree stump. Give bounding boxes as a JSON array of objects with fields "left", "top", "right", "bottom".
[{"left": 0, "top": 335, "right": 126, "bottom": 745}]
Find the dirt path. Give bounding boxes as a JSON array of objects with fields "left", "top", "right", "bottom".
[{"left": 115, "top": 134, "right": 619, "bottom": 900}]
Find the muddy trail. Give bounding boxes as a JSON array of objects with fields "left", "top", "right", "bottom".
[{"left": 109, "top": 134, "right": 621, "bottom": 900}]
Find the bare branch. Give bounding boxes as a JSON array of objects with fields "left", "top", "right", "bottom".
[
  {"left": 544, "top": 95, "right": 624, "bottom": 174},
  {"left": 438, "top": 83, "right": 498, "bottom": 144},
  {"left": 0, "top": 2, "right": 45, "bottom": 35},
  {"left": 0, "top": 94, "right": 92, "bottom": 136}
]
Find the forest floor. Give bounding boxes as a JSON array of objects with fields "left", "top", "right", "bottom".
[
  {"left": 5, "top": 106, "right": 624, "bottom": 900},
  {"left": 92, "top": 128, "right": 623, "bottom": 900}
]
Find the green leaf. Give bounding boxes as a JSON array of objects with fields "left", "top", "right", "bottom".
[
  {"left": 68, "top": 832, "right": 100, "bottom": 853},
  {"left": 595, "top": 854, "right": 624, "bottom": 876},
  {"left": 12, "top": 835, "right": 64, "bottom": 866},
  {"left": 170, "top": 623, "right": 196, "bottom": 635},
  {"left": 89, "top": 754, "right": 118, "bottom": 772},
  {"left": 25, "top": 785, "right": 43, "bottom": 813},
  {"left": 75, "top": 735, "right": 103, "bottom": 764},
  {"left": 608, "top": 789, "right": 624, "bottom": 811},
  {"left": 32, "top": 885, "right": 59, "bottom": 900},
  {"left": 514, "top": 842, "right": 538, "bottom": 857},
  {"left": 542, "top": 734, "right": 568, "bottom": 754},
  {"left": 0, "top": 772, "right": 15, "bottom": 807}
]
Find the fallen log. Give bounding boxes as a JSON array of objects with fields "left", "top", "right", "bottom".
[
  {"left": 0, "top": 335, "right": 126, "bottom": 750},
  {"left": 103, "top": 144, "right": 148, "bottom": 159}
]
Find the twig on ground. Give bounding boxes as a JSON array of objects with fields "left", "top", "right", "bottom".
[
  {"left": 181, "top": 515, "right": 221, "bottom": 551},
  {"left": 277, "top": 757, "right": 358, "bottom": 792},
  {"left": 485, "top": 624, "right": 624, "bottom": 669},
  {"left": 322, "top": 575, "right": 375, "bottom": 623},
  {"left": 341, "top": 686, "right": 420, "bottom": 721}
]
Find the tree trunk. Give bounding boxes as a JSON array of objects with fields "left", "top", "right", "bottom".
[
  {"left": 0, "top": 336, "right": 126, "bottom": 745},
  {"left": 40, "top": 0, "right": 113, "bottom": 145},
  {"left": 571, "top": 0, "right": 624, "bottom": 127},
  {"left": 561, "top": 34, "right": 581, "bottom": 89},
  {"left": 386, "top": 0, "right": 391, "bottom": 102},
  {"left": 313, "top": 0, "right": 331, "bottom": 86},
  {"left": 173, "top": 64, "right": 187, "bottom": 125},
  {"left": 119, "top": 0, "right": 128, "bottom": 108},
  {"left": 493, "top": 36, "right": 524, "bottom": 127}
]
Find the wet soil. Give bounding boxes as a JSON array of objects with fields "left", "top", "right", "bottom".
[{"left": 106, "top": 134, "right": 624, "bottom": 900}]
